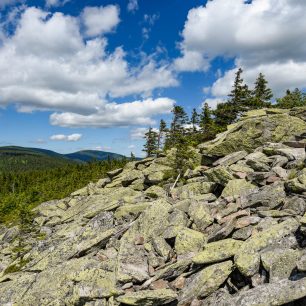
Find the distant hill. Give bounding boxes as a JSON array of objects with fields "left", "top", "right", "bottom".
[
  {"left": 0, "top": 146, "right": 126, "bottom": 172},
  {"left": 64, "top": 150, "right": 125, "bottom": 163}
]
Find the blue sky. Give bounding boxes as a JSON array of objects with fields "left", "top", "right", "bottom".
[{"left": 0, "top": 0, "right": 305, "bottom": 156}]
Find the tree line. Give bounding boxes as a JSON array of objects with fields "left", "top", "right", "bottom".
[
  {"left": 143, "top": 68, "right": 306, "bottom": 157},
  {"left": 0, "top": 159, "right": 127, "bottom": 224}
]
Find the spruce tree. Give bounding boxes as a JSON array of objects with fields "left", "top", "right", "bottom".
[
  {"left": 200, "top": 103, "right": 217, "bottom": 141},
  {"left": 251, "top": 73, "right": 273, "bottom": 108},
  {"left": 165, "top": 106, "right": 189, "bottom": 149},
  {"left": 143, "top": 127, "right": 158, "bottom": 157},
  {"left": 228, "top": 68, "right": 251, "bottom": 113},
  {"left": 276, "top": 88, "right": 306, "bottom": 108},
  {"left": 157, "top": 119, "right": 167, "bottom": 154},
  {"left": 190, "top": 108, "right": 199, "bottom": 132},
  {"left": 225, "top": 68, "right": 250, "bottom": 119},
  {"left": 130, "top": 152, "right": 136, "bottom": 161}
]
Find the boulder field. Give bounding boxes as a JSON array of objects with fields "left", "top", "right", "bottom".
[{"left": 1, "top": 107, "right": 306, "bottom": 305}]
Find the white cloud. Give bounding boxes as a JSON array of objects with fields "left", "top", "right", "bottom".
[
  {"left": 0, "top": 0, "right": 21, "bottom": 8},
  {"left": 50, "top": 133, "right": 82, "bottom": 142},
  {"left": 177, "top": 0, "right": 306, "bottom": 97},
  {"left": 127, "top": 0, "right": 138, "bottom": 13},
  {"left": 128, "top": 144, "right": 135, "bottom": 149},
  {"left": 130, "top": 127, "right": 159, "bottom": 140},
  {"left": 50, "top": 98, "right": 175, "bottom": 128},
  {"left": 202, "top": 97, "right": 226, "bottom": 110},
  {"left": 45, "top": 0, "right": 71, "bottom": 7},
  {"left": 0, "top": 7, "right": 177, "bottom": 127},
  {"left": 142, "top": 14, "right": 159, "bottom": 40},
  {"left": 95, "top": 145, "right": 111, "bottom": 151},
  {"left": 81, "top": 5, "right": 120, "bottom": 37}
]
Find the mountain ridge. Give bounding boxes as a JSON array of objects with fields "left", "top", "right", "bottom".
[{"left": 0, "top": 146, "right": 127, "bottom": 171}]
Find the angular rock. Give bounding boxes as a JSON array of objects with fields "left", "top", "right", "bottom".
[
  {"left": 226, "top": 277, "right": 306, "bottom": 306},
  {"left": 193, "top": 239, "right": 243, "bottom": 265},
  {"left": 116, "top": 289, "right": 178, "bottom": 305},
  {"left": 239, "top": 182, "right": 286, "bottom": 209},
  {"left": 221, "top": 179, "right": 256, "bottom": 198},
  {"left": 213, "top": 151, "right": 248, "bottom": 167},
  {"left": 188, "top": 201, "right": 213, "bottom": 231},
  {"left": 235, "top": 218, "right": 299, "bottom": 276},
  {"left": 172, "top": 182, "right": 216, "bottom": 200},
  {"left": 179, "top": 261, "right": 233, "bottom": 304},
  {"left": 199, "top": 113, "right": 306, "bottom": 157},
  {"left": 204, "top": 166, "right": 234, "bottom": 186},
  {"left": 261, "top": 248, "right": 301, "bottom": 282},
  {"left": 175, "top": 228, "right": 207, "bottom": 257}
]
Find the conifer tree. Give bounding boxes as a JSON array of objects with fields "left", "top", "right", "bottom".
[
  {"left": 200, "top": 103, "right": 217, "bottom": 140},
  {"left": 143, "top": 127, "right": 158, "bottom": 157},
  {"left": 251, "top": 73, "right": 273, "bottom": 108},
  {"left": 276, "top": 88, "right": 306, "bottom": 108},
  {"left": 228, "top": 68, "right": 251, "bottom": 113},
  {"left": 190, "top": 108, "right": 199, "bottom": 132},
  {"left": 165, "top": 106, "right": 189, "bottom": 149},
  {"left": 157, "top": 119, "right": 167, "bottom": 154},
  {"left": 130, "top": 152, "right": 136, "bottom": 161}
]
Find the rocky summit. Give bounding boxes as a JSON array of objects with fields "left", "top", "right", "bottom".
[{"left": 2, "top": 107, "right": 306, "bottom": 305}]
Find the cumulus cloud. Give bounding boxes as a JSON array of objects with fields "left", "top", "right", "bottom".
[
  {"left": 95, "top": 146, "right": 111, "bottom": 151},
  {"left": 0, "top": 7, "right": 177, "bottom": 127},
  {"left": 50, "top": 133, "right": 82, "bottom": 142},
  {"left": 177, "top": 0, "right": 306, "bottom": 97},
  {"left": 46, "top": 0, "right": 69, "bottom": 7},
  {"left": 50, "top": 98, "right": 175, "bottom": 128},
  {"left": 127, "top": 0, "right": 138, "bottom": 13},
  {"left": 0, "top": 0, "right": 22, "bottom": 8},
  {"left": 130, "top": 127, "right": 159, "bottom": 140},
  {"left": 202, "top": 97, "right": 226, "bottom": 110},
  {"left": 81, "top": 5, "right": 120, "bottom": 37}
]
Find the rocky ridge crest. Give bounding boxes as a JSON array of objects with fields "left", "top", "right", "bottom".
[{"left": 1, "top": 107, "right": 306, "bottom": 305}]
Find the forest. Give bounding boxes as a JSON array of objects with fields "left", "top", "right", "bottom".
[{"left": 0, "top": 159, "right": 127, "bottom": 224}]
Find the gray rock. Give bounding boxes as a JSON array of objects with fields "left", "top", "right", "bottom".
[
  {"left": 213, "top": 151, "right": 248, "bottom": 167},
  {"left": 225, "top": 278, "right": 306, "bottom": 306},
  {"left": 239, "top": 182, "right": 286, "bottom": 209}
]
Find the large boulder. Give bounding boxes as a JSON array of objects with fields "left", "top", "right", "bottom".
[{"left": 199, "top": 111, "right": 306, "bottom": 157}]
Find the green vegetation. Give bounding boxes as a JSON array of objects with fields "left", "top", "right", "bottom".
[
  {"left": 0, "top": 159, "right": 127, "bottom": 224},
  {"left": 0, "top": 146, "right": 126, "bottom": 172},
  {"left": 0, "top": 146, "right": 75, "bottom": 172},
  {"left": 143, "top": 68, "right": 306, "bottom": 180}
]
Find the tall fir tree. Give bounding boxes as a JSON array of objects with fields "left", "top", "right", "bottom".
[
  {"left": 228, "top": 68, "right": 251, "bottom": 113},
  {"left": 165, "top": 106, "right": 189, "bottom": 150},
  {"left": 200, "top": 103, "right": 217, "bottom": 141},
  {"left": 157, "top": 119, "right": 167, "bottom": 154},
  {"left": 190, "top": 108, "right": 199, "bottom": 132},
  {"left": 251, "top": 73, "right": 273, "bottom": 108},
  {"left": 143, "top": 127, "right": 158, "bottom": 157}
]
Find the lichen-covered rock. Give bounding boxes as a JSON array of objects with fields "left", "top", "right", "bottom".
[
  {"left": 199, "top": 113, "right": 306, "bottom": 157},
  {"left": 238, "top": 182, "right": 286, "bottom": 209},
  {"left": 116, "top": 289, "right": 178, "bottom": 305},
  {"left": 204, "top": 166, "right": 234, "bottom": 185},
  {"left": 193, "top": 239, "right": 243, "bottom": 265},
  {"left": 235, "top": 218, "right": 299, "bottom": 276},
  {"left": 188, "top": 201, "right": 213, "bottom": 231},
  {"left": 172, "top": 182, "right": 215, "bottom": 200},
  {"left": 261, "top": 248, "right": 301, "bottom": 282},
  {"left": 221, "top": 179, "right": 256, "bottom": 198},
  {"left": 175, "top": 228, "right": 207, "bottom": 257},
  {"left": 225, "top": 277, "right": 306, "bottom": 306},
  {"left": 213, "top": 151, "right": 248, "bottom": 167},
  {"left": 179, "top": 261, "right": 233, "bottom": 304}
]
